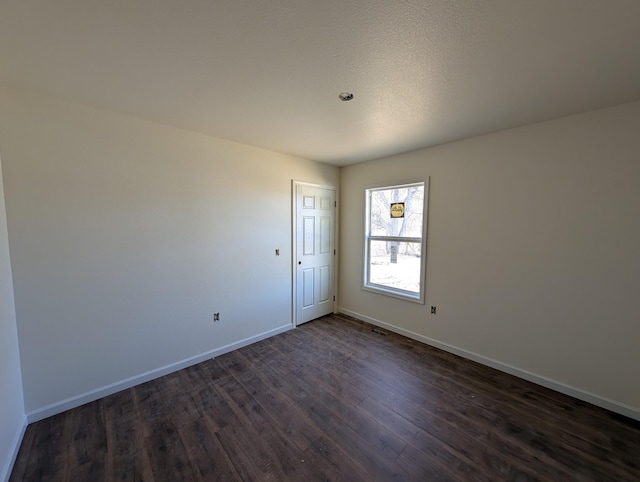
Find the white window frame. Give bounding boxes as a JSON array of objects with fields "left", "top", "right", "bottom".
[{"left": 363, "top": 179, "right": 429, "bottom": 303}]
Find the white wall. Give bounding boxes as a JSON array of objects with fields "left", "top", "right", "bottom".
[
  {"left": 339, "top": 101, "right": 640, "bottom": 418},
  {"left": 0, "top": 155, "right": 25, "bottom": 482},
  {"left": 0, "top": 87, "right": 339, "bottom": 416}
]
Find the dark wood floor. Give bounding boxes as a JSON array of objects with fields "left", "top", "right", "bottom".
[{"left": 10, "top": 314, "right": 640, "bottom": 481}]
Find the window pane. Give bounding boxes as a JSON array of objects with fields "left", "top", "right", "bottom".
[
  {"left": 370, "top": 185, "right": 424, "bottom": 237},
  {"left": 369, "top": 240, "right": 421, "bottom": 294}
]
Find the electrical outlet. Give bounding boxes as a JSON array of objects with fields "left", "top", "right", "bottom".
[
  {"left": 213, "top": 312, "right": 220, "bottom": 322},
  {"left": 430, "top": 306, "right": 437, "bottom": 314}
]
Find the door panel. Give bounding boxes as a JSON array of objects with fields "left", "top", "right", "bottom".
[
  {"left": 302, "top": 268, "right": 314, "bottom": 308},
  {"left": 295, "top": 183, "right": 336, "bottom": 325},
  {"left": 303, "top": 217, "right": 315, "bottom": 255},
  {"left": 319, "top": 265, "right": 330, "bottom": 302},
  {"left": 320, "top": 216, "right": 331, "bottom": 253}
]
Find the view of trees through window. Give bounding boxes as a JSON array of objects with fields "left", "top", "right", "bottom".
[{"left": 366, "top": 182, "right": 425, "bottom": 299}]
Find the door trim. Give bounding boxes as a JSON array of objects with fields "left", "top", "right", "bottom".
[{"left": 292, "top": 180, "right": 338, "bottom": 326}]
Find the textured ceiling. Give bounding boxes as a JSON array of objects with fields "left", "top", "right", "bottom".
[{"left": 1, "top": 1, "right": 640, "bottom": 166}]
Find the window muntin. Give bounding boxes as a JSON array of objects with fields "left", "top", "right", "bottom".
[{"left": 364, "top": 181, "right": 427, "bottom": 302}]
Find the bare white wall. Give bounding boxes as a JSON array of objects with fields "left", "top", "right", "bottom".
[
  {"left": 0, "top": 155, "right": 25, "bottom": 482},
  {"left": 339, "top": 101, "right": 640, "bottom": 417},
  {"left": 0, "top": 87, "right": 338, "bottom": 414}
]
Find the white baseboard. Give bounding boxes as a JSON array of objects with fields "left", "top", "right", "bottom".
[
  {"left": 27, "top": 323, "right": 293, "bottom": 423},
  {"left": 337, "top": 308, "right": 640, "bottom": 422},
  {"left": 1, "top": 414, "right": 27, "bottom": 482}
]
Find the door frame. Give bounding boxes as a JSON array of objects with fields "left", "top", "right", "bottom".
[{"left": 292, "top": 180, "right": 338, "bottom": 326}]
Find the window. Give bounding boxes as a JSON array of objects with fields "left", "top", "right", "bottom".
[{"left": 364, "top": 180, "right": 428, "bottom": 302}]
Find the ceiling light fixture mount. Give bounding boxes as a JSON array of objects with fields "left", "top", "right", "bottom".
[{"left": 338, "top": 92, "right": 354, "bottom": 101}]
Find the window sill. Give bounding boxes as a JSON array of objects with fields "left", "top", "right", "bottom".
[{"left": 362, "top": 284, "right": 425, "bottom": 304}]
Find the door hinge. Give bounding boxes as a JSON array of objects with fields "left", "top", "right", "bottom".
[
  {"left": 334, "top": 201, "right": 337, "bottom": 207},
  {"left": 333, "top": 296, "right": 336, "bottom": 302},
  {"left": 334, "top": 249, "right": 336, "bottom": 255}
]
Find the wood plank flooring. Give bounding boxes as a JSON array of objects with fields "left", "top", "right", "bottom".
[{"left": 10, "top": 314, "right": 640, "bottom": 481}]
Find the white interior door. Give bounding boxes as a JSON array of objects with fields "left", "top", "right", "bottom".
[{"left": 294, "top": 183, "right": 336, "bottom": 325}]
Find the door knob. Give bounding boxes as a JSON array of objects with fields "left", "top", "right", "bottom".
[{"left": 298, "top": 261, "right": 302, "bottom": 265}]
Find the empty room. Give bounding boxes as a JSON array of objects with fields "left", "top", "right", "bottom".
[{"left": 1, "top": 1, "right": 639, "bottom": 480}]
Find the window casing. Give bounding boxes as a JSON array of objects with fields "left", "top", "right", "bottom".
[{"left": 364, "top": 180, "right": 428, "bottom": 303}]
